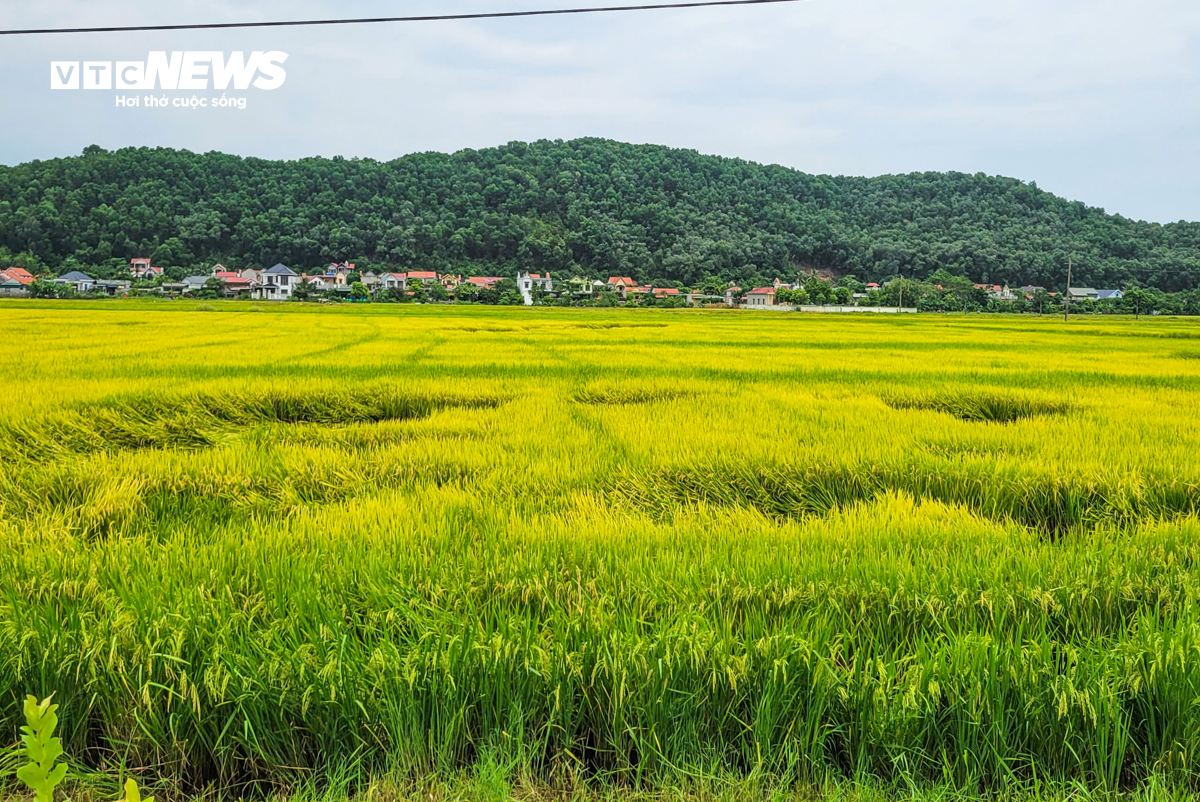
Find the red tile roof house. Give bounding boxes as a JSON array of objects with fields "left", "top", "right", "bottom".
[
  {"left": 744, "top": 287, "right": 778, "bottom": 307},
  {"left": 407, "top": 271, "right": 440, "bottom": 287},
  {"left": 220, "top": 276, "right": 258, "bottom": 297},
  {"left": 467, "top": 277, "right": 503, "bottom": 288},
  {"left": 327, "top": 262, "right": 356, "bottom": 285},
  {"left": 607, "top": 276, "right": 637, "bottom": 299},
  {"left": 1, "top": 267, "right": 35, "bottom": 285},
  {"left": 129, "top": 258, "right": 164, "bottom": 279},
  {"left": 0, "top": 269, "right": 32, "bottom": 296}
]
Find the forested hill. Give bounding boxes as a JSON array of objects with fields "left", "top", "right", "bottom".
[{"left": 2, "top": 138, "right": 1199, "bottom": 290}]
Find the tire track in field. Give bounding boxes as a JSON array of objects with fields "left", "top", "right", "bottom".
[{"left": 274, "top": 318, "right": 385, "bottom": 365}]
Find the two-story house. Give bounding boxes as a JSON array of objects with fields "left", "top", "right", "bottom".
[{"left": 255, "top": 264, "right": 298, "bottom": 300}]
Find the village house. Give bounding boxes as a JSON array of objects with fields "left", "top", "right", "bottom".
[
  {"left": 254, "top": 264, "right": 298, "bottom": 300},
  {"left": 211, "top": 268, "right": 260, "bottom": 295},
  {"left": 211, "top": 266, "right": 261, "bottom": 282},
  {"left": 467, "top": 276, "right": 504, "bottom": 289},
  {"left": 0, "top": 268, "right": 34, "bottom": 296},
  {"left": 0, "top": 273, "right": 29, "bottom": 297},
  {"left": 327, "top": 262, "right": 355, "bottom": 285},
  {"left": 1067, "top": 287, "right": 1099, "bottom": 303},
  {"left": 382, "top": 273, "right": 408, "bottom": 291},
  {"left": 2, "top": 267, "right": 34, "bottom": 285},
  {"left": 515, "top": 273, "right": 536, "bottom": 306},
  {"left": 566, "top": 276, "right": 603, "bottom": 295},
  {"left": 685, "top": 291, "right": 726, "bottom": 308},
  {"left": 304, "top": 274, "right": 335, "bottom": 292},
  {"left": 129, "top": 258, "right": 163, "bottom": 279},
  {"left": 607, "top": 276, "right": 637, "bottom": 299},
  {"left": 407, "top": 271, "right": 440, "bottom": 288},
  {"left": 440, "top": 274, "right": 463, "bottom": 291},
  {"left": 1096, "top": 289, "right": 1124, "bottom": 301},
  {"left": 515, "top": 273, "right": 554, "bottom": 305},
  {"left": 359, "top": 271, "right": 383, "bottom": 292},
  {"left": 221, "top": 276, "right": 258, "bottom": 298},
  {"left": 54, "top": 271, "right": 95, "bottom": 293},
  {"left": 653, "top": 287, "right": 680, "bottom": 299},
  {"left": 976, "top": 284, "right": 1017, "bottom": 302},
  {"left": 744, "top": 287, "right": 777, "bottom": 307},
  {"left": 93, "top": 279, "right": 132, "bottom": 297},
  {"left": 180, "top": 276, "right": 211, "bottom": 294},
  {"left": 724, "top": 286, "right": 743, "bottom": 307}
]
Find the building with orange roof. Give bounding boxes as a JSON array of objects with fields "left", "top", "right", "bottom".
[
  {"left": 744, "top": 287, "right": 777, "bottom": 307},
  {"left": 1, "top": 267, "right": 34, "bottom": 285}
]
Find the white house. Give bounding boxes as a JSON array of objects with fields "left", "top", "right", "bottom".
[
  {"left": 54, "top": 271, "right": 94, "bottom": 293},
  {"left": 515, "top": 272, "right": 553, "bottom": 306},
  {"left": 255, "top": 263, "right": 298, "bottom": 300},
  {"left": 382, "top": 273, "right": 408, "bottom": 291},
  {"left": 129, "top": 258, "right": 163, "bottom": 279},
  {"left": 516, "top": 274, "right": 534, "bottom": 306},
  {"left": 181, "top": 276, "right": 210, "bottom": 294}
]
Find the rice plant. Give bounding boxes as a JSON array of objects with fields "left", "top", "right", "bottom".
[{"left": 3, "top": 301, "right": 1200, "bottom": 800}]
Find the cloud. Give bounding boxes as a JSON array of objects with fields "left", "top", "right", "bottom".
[{"left": 0, "top": 0, "right": 1197, "bottom": 222}]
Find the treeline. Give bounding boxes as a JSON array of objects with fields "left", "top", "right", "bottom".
[{"left": 2, "top": 139, "right": 1200, "bottom": 291}]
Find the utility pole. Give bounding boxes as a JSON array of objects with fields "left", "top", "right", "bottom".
[{"left": 1063, "top": 255, "right": 1073, "bottom": 322}]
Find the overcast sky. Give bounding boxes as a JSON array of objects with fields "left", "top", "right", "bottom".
[{"left": 1, "top": 0, "right": 1198, "bottom": 223}]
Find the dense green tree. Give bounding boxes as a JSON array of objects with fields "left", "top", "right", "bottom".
[{"left": 2, "top": 139, "right": 1198, "bottom": 291}]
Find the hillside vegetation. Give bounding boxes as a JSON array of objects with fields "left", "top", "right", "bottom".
[{"left": 2, "top": 139, "right": 1199, "bottom": 290}]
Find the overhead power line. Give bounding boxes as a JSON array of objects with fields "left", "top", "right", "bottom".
[{"left": 0, "top": 0, "right": 805, "bottom": 35}]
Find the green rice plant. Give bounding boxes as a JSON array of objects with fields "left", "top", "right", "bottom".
[
  {"left": 3, "top": 303, "right": 1200, "bottom": 799},
  {"left": 881, "top": 391, "right": 1077, "bottom": 423}
]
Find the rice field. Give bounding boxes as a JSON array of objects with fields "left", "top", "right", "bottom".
[{"left": 4, "top": 300, "right": 1200, "bottom": 801}]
